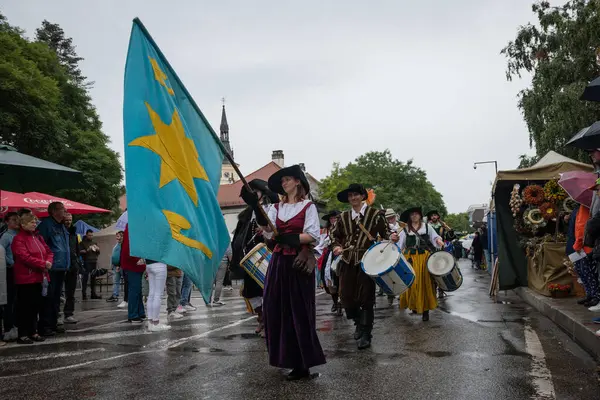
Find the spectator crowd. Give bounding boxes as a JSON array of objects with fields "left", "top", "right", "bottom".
[{"left": 0, "top": 202, "right": 233, "bottom": 345}]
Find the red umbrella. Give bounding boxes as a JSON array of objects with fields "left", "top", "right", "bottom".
[
  {"left": 558, "top": 171, "right": 598, "bottom": 208},
  {"left": 22, "top": 192, "right": 110, "bottom": 216},
  {"left": 0, "top": 190, "right": 36, "bottom": 210}
]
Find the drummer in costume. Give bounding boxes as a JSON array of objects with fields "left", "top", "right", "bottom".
[
  {"left": 331, "top": 184, "right": 399, "bottom": 350},
  {"left": 427, "top": 210, "right": 445, "bottom": 239},
  {"left": 233, "top": 179, "right": 279, "bottom": 337},
  {"left": 398, "top": 207, "right": 444, "bottom": 321},
  {"left": 426, "top": 210, "right": 454, "bottom": 298},
  {"left": 246, "top": 165, "right": 325, "bottom": 381},
  {"left": 316, "top": 210, "right": 342, "bottom": 314}
]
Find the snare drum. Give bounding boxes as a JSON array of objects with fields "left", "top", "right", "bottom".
[
  {"left": 426, "top": 251, "right": 463, "bottom": 292},
  {"left": 239, "top": 243, "right": 272, "bottom": 289},
  {"left": 361, "top": 242, "right": 415, "bottom": 296}
]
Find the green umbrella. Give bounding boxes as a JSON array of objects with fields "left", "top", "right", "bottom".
[{"left": 0, "top": 144, "right": 86, "bottom": 192}]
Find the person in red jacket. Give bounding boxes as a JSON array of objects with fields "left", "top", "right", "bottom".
[
  {"left": 11, "top": 213, "right": 53, "bottom": 344},
  {"left": 120, "top": 224, "right": 146, "bottom": 323}
]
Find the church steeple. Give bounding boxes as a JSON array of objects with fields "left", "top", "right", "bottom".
[{"left": 219, "top": 100, "right": 233, "bottom": 163}]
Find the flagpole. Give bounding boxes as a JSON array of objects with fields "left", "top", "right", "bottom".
[{"left": 132, "top": 18, "right": 278, "bottom": 235}]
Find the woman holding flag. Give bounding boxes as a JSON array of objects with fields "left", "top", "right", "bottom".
[{"left": 242, "top": 165, "right": 325, "bottom": 381}]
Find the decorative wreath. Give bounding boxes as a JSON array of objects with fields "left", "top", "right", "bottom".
[
  {"left": 523, "top": 207, "right": 546, "bottom": 228},
  {"left": 544, "top": 180, "right": 567, "bottom": 202},
  {"left": 539, "top": 202, "right": 557, "bottom": 221},
  {"left": 523, "top": 185, "right": 545, "bottom": 205}
]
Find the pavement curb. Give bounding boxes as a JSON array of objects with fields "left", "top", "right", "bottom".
[{"left": 515, "top": 287, "right": 600, "bottom": 360}]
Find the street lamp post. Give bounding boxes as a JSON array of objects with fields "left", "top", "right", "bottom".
[{"left": 473, "top": 160, "right": 498, "bottom": 174}]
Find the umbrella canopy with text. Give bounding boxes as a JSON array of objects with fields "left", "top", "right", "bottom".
[{"left": 0, "top": 191, "right": 110, "bottom": 216}]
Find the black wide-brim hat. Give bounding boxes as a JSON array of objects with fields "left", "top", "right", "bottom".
[
  {"left": 426, "top": 210, "right": 440, "bottom": 219},
  {"left": 336, "top": 183, "right": 367, "bottom": 203},
  {"left": 267, "top": 165, "right": 310, "bottom": 195},
  {"left": 400, "top": 207, "right": 423, "bottom": 223},
  {"left": 240, "top": 179, "right": 279, "bottom": 204},
  {"left": 321, "top": 210, "right": 341, "bottom": 221}
]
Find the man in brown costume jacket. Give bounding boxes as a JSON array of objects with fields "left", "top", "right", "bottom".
[{"left": 331, "top": 183, "right": 398, "bottom": 350}]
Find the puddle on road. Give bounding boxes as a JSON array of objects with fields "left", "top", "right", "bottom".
[
  {"left": 192, "top": 347, "right": 226, "bottom": 354},
  {"left": 425, "top": 351, "right": 453, "bottom": 358},
  {"left": 221, "top": 333, "right": 261, "bottom": 340}
]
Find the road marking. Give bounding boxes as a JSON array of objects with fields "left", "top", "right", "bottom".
[
  {"left": 0, "top": 316, "right": 257, "bottom": 379},
  {"left": 67, "top": 309, "right": 249, "bottom": 333},
  {"left": 524, "top": 324, "right": 555, "bottom": 399},
  {"left": 1, "top": 348, "right": 106, "bottom": 363},
  {"left": 0, "top": 291, "right": 326, "bottom": 377},
  {"left": 166, "top": 315, "right": 257, "bottom": 349}
]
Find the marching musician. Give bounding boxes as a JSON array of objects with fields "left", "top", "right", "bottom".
[
  {"left": 398, "top": 207, "right": 444, "bottom": 321},
  {"left": 426, "top": 210, "right": 452, "bottom": 298},
  {"left": 316, "top": 210, "right": 342, "bottom": 315},
  {"left": 248, "top": 165, "right": 326, "bottom": 381},
  {"left": 331, "top": 184, "right": 399, "bottom": 350},
  {"left": 426, "top": 210, "right": 445, "bottom": 238},
  {"left": 233, "top": 179, "right": 278, "bottom": 337}
]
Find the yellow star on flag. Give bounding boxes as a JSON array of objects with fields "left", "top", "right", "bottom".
[
  {"left": 149, "top": 57, "right": 174, "bottom": 95},
  {"left": 129, "top": 102, "right": 208, "bottom": 205}
]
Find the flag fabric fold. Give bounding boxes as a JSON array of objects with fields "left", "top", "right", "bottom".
[{"left": 123, "top": 18, "right": 230, "bottom": 304}]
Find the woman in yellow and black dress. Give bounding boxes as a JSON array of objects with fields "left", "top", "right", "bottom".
[{"left": 397, "top": 207, "right": 444, "bottom": 321}]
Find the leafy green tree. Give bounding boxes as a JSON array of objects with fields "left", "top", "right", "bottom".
[
  {"left": 444, "top": 212, "right": 473, "bottom": 233},
  {"left": 0, "top": 13, "right": 122, "bottom": 226},
  {"left": 319, "top": 150, "right": 447, "bottom": 216},
  {"left": 518, "top": 154, "right": 539, "bottom": 169},
  {"left": 502, "top": 0, "right": 600, "bottom": 161},
  {"left": 35, "top": 20, "right": 86, "bottom": 86}
]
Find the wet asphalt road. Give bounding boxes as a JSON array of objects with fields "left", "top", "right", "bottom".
[{"left": 0, "top": 260, "right": 599, "bottom": 400}]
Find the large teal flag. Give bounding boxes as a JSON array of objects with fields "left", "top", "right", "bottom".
[{"left": 123, "top": 18, "right": 230, "bottom": 304}]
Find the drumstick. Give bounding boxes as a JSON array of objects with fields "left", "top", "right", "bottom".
[{"left": 379, "top": 240, "right": 394, "bottom": 253}]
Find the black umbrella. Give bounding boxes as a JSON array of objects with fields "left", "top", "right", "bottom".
[
  {"left": 565, "top": 121, "right": 600, "bottom": 150},
  {"left": 0, "top": 144, "right": 86, "bottom": 192},
  {"left": 581, "top": 76, "right": 600, "bottom": 102}
]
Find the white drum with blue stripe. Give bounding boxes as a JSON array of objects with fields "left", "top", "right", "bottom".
[
  {"left": 361, "top": 241, "right": 415, "bottom": 296},
  {"left": 240, "top": 243, "right": 271, "bottom": 289},
  {"left": 426, "top": 251, "right": 463, "bottom": 292}
]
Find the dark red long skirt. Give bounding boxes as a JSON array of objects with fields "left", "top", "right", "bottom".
[{"left": 263, "top": 253, "right": 326, "bottom": 369}]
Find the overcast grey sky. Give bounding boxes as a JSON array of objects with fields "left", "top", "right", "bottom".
[{"left": 3, "top": 0, "right": 540, "bottom": 212}]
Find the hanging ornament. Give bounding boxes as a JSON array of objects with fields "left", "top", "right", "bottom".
[{"left": 509, "top": 183, "right": 524, "bottom": 217}]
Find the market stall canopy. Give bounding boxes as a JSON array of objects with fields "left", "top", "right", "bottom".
[
  {"left": 95, "top": 222, "right": 120, "bottom": 237},
  {"left": 494, "top": 151, "right": 592, "bottom": 188},
  {"left": 0, "top": 144, "right": 86, "bottom": 192},
  {"left": 492, "top": 150, "right": 593, "bottom": 292}
]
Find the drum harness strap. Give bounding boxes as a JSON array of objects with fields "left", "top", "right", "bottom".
[
  {"left": 405, "top": 224, "right": 435, "bottom": 254},
  {"left": 337, "top": 217, "right": 378, "bottom": 265}
]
